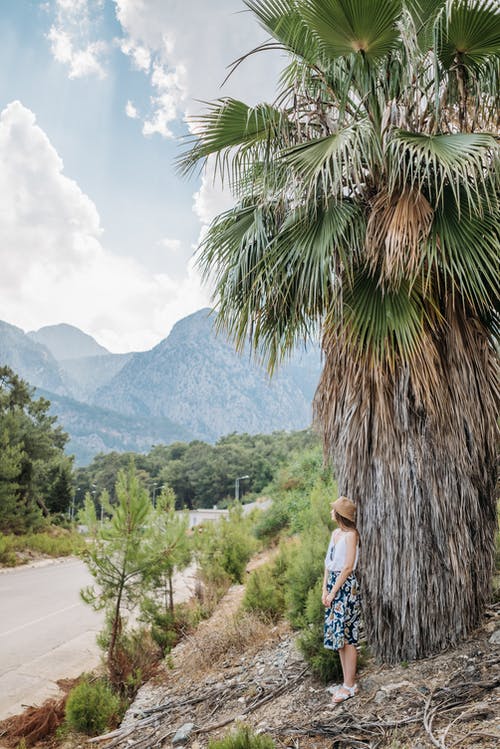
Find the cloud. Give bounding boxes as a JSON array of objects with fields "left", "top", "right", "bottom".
[
  {"left": 114, "top": 0, "right": 283, "bottom": 143},
  {"left": 47, "top": 0, "right": 108, "bottom": 79},
  {"left": 112, "top": 0, "right": 284, "bottom": 238},
  {"left": 0, "top": 101, "right": 209, "bottom": 352},
  {"left": 125, "top": 99, "right": 139, "bottom": 118},
  {"left": 142, "top": 61, "right": 188, "bottom": 138}
]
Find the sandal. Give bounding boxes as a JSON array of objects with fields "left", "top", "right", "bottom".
[
  {"left": 326, "top": 684, "right": 342, "bottom": 695},
  {"left": 331, "top": 683, "right": 358, "bottom": 703}
]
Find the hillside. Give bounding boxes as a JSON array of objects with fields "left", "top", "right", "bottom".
[
  {"left": 0, "top": 310, "right": 321, "bottom": 464},
  {"left": 93, "top": 309, "right": 321, "bottom": 441},
  {"left": 81, "top": 585, "right": 500, "bottom": 749},
  {"left": 28, "top": 323, "right": 110, "bottom": 360},
  {"left": 37, "top": 389, "right": 194, "bottom": 465},
  {"left": 0, "top": 321, "right": 68, "bottom": 395}
]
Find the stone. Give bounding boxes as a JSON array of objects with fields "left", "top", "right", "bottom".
[
  {"left": 488, "top": 628, "right": 500, "bottom": 645},
  {"left": 172, "top": 723, "right": 195, "bottom": 745}
]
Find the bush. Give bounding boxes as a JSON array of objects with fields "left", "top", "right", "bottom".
[
  {"left": 285, "top": 528, "right": 330, "bottom": 627},
  {"left": 242, "top": 565, "right": 285, "bottom": 622},
  {"left": 253, "top": 502, "right": 289, "bottom": 541},
  {"left": 104, "top": 627, "right": 161, "bottom": 698},
  {"left": 242, "top": 542, "right": 291, "bottom": 621},
  {"left": 296, "top": 579, "right": 342, "bottom": 683},
  {"left": 0, "top": 535, "right": 17, "bottom": 566},
  {"left": 65, "top": 678, "right": 121, "bottom": 735},
  {"left": 196, "top": 506, "right": 257, "bottom": 586},
  {"left": 208, "top": 724, "right": 275, "bottom": 749}
]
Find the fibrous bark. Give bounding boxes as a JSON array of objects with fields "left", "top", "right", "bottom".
[{"left": 315, "top": 306, "right": 498, "bottom": 662}]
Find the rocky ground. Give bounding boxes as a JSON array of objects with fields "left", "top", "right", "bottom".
[
  {"left": 1, "top": 560, "right": 498, "bottom": 749},
  {"left": 89, "top": 583, "right": 500, "bottom": 749}
]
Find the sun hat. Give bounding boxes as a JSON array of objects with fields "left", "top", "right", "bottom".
[{"left": 331, "top": 496, "right": 357, "bottom": 522}]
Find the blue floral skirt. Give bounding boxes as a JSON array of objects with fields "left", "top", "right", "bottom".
[{"left": 324, "top": 570, "right": 361, "bottom": 650}]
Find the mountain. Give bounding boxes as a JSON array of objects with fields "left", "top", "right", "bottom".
[
  {"left": 0, "top": 310, "right": 322, "bottom": 464},
  {"left": 0, "top": 321, "right": 68, "bottom": 395},
  {"left": 93, "top": 309, "right": 321, "bottom": 441},
  {"left": 37, "top": 388, "right": 194, "bottom": 466},
  {"left": 25, "top": 323, "right": 133, "bottom": 401},
  {"left": 57, "top": 353, "right": 134, "bottom": 402},
  {"left": 28, "top": 323, "right": 110, "bottom": 360}
]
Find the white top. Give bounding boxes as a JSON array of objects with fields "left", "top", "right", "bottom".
[{"left": 325, "top": 529, "right": 359, "bottom": 572}]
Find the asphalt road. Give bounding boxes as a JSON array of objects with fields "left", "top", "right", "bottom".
[
  {"left": 0, "top": 557, "right": 197, "bottom": 720},
  {"left": 0, "top": 558, "right": 103, "bottom": 719}
]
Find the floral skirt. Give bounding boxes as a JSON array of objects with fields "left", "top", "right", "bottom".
[{"left": 324, "top": 570, "right": 361, "bottom": 650}]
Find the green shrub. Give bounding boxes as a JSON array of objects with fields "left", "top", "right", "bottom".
[
  {"left": 0, "top": 535, "right": 17, "bottom": 566},
  {"left": 253, "top": 503, "right": 289, "bottom": 541},
  {"left": 65, "top": 677, "right": 121, "bottom": 735},
  {"left": 208, "top": 724, "right": 275, "bottom": 749},
  {"left": 243, "top": 565, "right": 285, "bottom": 622},
  {"left": 285, "top": 528, "right": 330, "bottom": 627},
  {"left": 296, "top": 579, "right": 342, "bottom": 683},
  {"left": 242, "top": 542, "right": 291, "bottom": 621},
  {"left": 196, "top": 506, "right": 257, "bottom": 585}
]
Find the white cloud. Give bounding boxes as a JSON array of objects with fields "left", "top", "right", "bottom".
[
  {"left": 112, "top": 0, "right": 284, "bottom": 241},
  {"left": 125, "top": 99, "right": 139, "bottom": 118},
  {"left": 48, "top": 0, "right": 108, "bottom": 79},
  {"left": 142, "top": 61, "right": 187, "bottom": 138},
  {"left": 0, "top": 101, "right": 209, "bottom": 352},
  {"left": 119, "top": 38, "right": 151, "bottom": 72}
]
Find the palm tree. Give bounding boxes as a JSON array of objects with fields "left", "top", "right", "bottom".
[{"left": 179, "top": 0, "right": 499, "bottom": 663}]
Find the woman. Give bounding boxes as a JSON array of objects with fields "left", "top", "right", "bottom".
[{"left": 322, "top": 495, "right": 361, "bottom": 703}]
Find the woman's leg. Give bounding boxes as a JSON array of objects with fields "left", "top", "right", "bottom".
[
  {"left": 343, "top": 643, "right": 357, "bottom": 687},
  {"left": 337, "top": 644, "right": 346, "bottom": 679}
]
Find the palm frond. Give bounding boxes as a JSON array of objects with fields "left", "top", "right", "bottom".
[
  {"left": 427, "top": 188, "right": 500, "bottom": 310},
  {"left": 243, "top": 0, "right": 320, "bottom": 62},
  {"left": 387, "top": 130, "right": 499, "bottom": 214},
  {"left": 177, "top": 98, "right": 290, "bottom": 184},
  {"left": 300, "top": 0, "right": 402, "bottom": 60},
  {"left": 281, "top": 120, "right": 379, "bottom": 202},
  {"left": 339, "top": 267, "right": 432, "bottom": 366},
  {"left": 437, "top": 0, "right": 500, "bottom": 68}
]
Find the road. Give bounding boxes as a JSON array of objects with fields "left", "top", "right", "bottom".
[{"left": 0, "top": 558, "right": 196, "bottom": 720}]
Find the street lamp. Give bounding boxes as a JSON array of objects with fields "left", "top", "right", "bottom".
[
  {"left": 92, "top": 484, "right": 103, "bottom": 523},
  {"left": 235, "top": 475, "right": 250, "bottom": 502}
]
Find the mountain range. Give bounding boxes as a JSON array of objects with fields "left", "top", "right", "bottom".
[{"left": 0, "top": 310, "right": 322, "bottom": 465}]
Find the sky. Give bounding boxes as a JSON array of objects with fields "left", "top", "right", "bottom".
[{"left": 0, "top": 0, "right": 283, "bottom": 352}]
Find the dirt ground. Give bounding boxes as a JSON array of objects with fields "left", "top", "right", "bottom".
[
  {"left": 1, "top": 567, "right": 499, "bottom": 749},
  {"left": 106, "top": 581, "right": 500, "bottom": 749}
]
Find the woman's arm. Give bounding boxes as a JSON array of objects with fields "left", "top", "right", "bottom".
[
  {"left": 325, "top": 531, "right": 357, "bottom": 605},
  {"left": 321, "top": 565, "right": 329, "bottom": 606}
]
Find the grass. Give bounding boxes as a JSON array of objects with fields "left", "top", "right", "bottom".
[
  {"left": 0, "top": 527, "right": 86, "bottom": 567},
  {"left": 178, "top": 610, "right": 272, "bottom": 676}
]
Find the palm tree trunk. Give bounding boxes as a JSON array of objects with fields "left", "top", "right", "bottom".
[{"left": 315, "top": 308, "right": 498, "bottom": 662}]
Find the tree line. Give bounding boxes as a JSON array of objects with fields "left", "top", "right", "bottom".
[
  {"left": 0, "top": 364, "right": 320, "bottom": 533},
  {"left": 0, "top": 366, "right": 73, "bottom": 533},
  {"left": 74, "top": 429, "right": 319, "bottom": 512}
]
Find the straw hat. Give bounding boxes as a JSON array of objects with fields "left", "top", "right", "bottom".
[{"left": 331, "top": 496, "right": 357, "bottom": 522}]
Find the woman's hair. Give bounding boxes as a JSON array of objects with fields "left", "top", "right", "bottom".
[{"left": 334, "top": 510, "right": 357, "bottom": 532}]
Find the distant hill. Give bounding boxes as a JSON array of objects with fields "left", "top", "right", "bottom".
[
  {"left": 0, "top": 310, "right": 322, "bottom": 464},
  {"left": 28, "top": 323, "right": 109, "bottom": 360},
  {"left": 37, "top": 388, "right": 194, "bottom": 466},
  {"left": 58, "top": 353, "right": 134, "bottom": 402},
  {"left": 93, "top": 309, "right": 320, "bottom": 441},
  {"left": 0, "top": 320, "right": 68, "bottom": 395}
]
